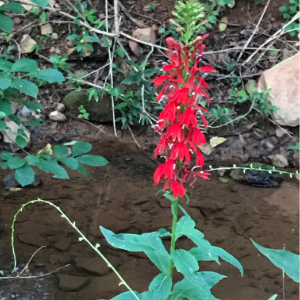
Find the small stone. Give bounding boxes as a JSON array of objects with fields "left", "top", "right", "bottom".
[
  {"left": 268, "top": 154, "right": 289, "bottom": 167},
  {"left": 56, "top": 103, "right": 65, "bottom": 112},
  {"left": 20, "top": 34, "right": 37, "bottom": 54},
  {"left": 4, "top": 171, "right": 41, "bottom": 188},
  {"left": 20, "top": 0, "right": 34, "bottom": 11},
  {"left": 41, "top": 23, "right": 53, "bottom": 35},
  {"left": 13, "top": 18, "right": 22, "bottom": 24},
  {"left": 132, "top": 27, "right": 156, "bottom": 44},
  {"left": 129, "top": 40, "right": 143, "bottom": 57},
  {"left": 50, "top": 122, "right": 58, "bottom": 129},
  {"left": 253, "top": 129, "right": 265, "bottom": 140},
  {"left": 52, "top": 133, "right": 70, "bottom": 143},
  {"left": 51, "top": 33, "right": 58, "bottom": 39},
  {"left": 275, "top": 127, "right": 286, "bottom": 138},
  {"left": 58, "top": 275, "right": 90, "bottom": 292},
  {"left": 199, "top": 143, "right": 213, "bottom": 156},
  {"left": 265, "top": 139, "right": 275, "bottom": 152},
  {"left": 54, "top": 238, "right": 71, "bottom": 251},
  {"left": 18, "top": 233, "right": 49, "bottom": 247},
  {"left": 49, "top": 111, "right": 67, "bottom": 122}
]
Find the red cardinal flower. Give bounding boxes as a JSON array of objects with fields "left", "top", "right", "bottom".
[
  {"left": 180, "top": 107, "right": 198, "bottom": 127},
  {"left": 153, "top": 34, "right": 212, "bottom": 200},
  {"left": 154, "top": 159, "right": 175, "bottom": 184}
]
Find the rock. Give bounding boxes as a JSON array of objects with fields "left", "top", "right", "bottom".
[
  {"left": 18, "top": 106, "right": 33, "bottom": 117},
  {"left": 58, "top": 275, "right": 90, "bottom": 292},
  {"left": 63, "top": 91, "right": 113, "bottom": 122},
  {"left": 54, "top": 237, "right": 71, "bottom": 251},
  {"left": 20, "top": 0, "right": 34, "bottom": 11},
  {"left": 258, "top": 53, "right": 299, "bottom": 126},
  {"left": 210, "top": 136, "right": 227, "bottom": 148},
  {"left": 75, "top": 255, "right": 121, "bottom": 276},
  {"left": 56, "top": 103, "right": 65, "bottom": 113},
  {"left": 51, "top": 33, "right": 58, "bottom": 39},
  {"left": 49, "top": 111, "right": 67, "bottom": 122},
  {"left": 199, "top": 143, "right": 213, "bottom": 155},
  {"left": 2, "top": 120, "right": 30, "bottom": 144},
  {"left": 18, "top": 233, "right": 49, "bottom": 247},
  {"left": 264, "top": 139, "right": 275, "bottom": 152},
  {"left": 129, "top": 40, "right": 143, "bottom": 57},
  {"left": 20, "top": 34, "right": 37, "bottom": 54},
  {"left": 253, "top": 128, "right": 265, "bottom": 140},
  {"left": 132, "top": 27, "right": 156, "bottom": 44},
  {"left": 275, "top": 127, "right": 286, "bottom": 138},
  {"left": 4, "top": 171, "right": 42, "bottom": 188},
  {"left": 13, "top": 18, "right": 22, "bottom": 25},
  {"left": 41, "top": 23, "right": 53, "bottom": 35},
  {"left": 268, "top": 154, "right": 289, "bottom": 168}
]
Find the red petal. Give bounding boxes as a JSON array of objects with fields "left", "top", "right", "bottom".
[
  {"left": 201, "top": 114, "right": 208, "bottom": 127},
  {"left": 197, "top": 66, "right": 214, "bottom": 72},
  {"left": 153, "top": 75, "right": 169, "bottom": 87},
  {"left": 163, "top": 64, "right": 176, "bottom": 71}
]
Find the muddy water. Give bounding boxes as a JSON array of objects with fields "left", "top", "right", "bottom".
[{"left": 0, "top": 140, "right": 299, "bottom": 300}]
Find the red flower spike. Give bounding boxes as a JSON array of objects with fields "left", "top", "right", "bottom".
[{"left": 153, "top": 34, "right": 213, "bottom": 198}]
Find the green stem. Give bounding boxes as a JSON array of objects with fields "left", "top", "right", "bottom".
[
  {"left": 166, "top": 198, "right": 179, "bottom": 300},
  {"left": 11, "top": 199, "right": 140, "bottom": 300}
]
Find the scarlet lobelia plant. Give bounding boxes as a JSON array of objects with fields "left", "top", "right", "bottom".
[{"left": 96, "top": 34, "right": 244, "bottom": 300}]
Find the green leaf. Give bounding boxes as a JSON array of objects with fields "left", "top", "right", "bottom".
[
  {"left": 116, "top": 47, "right": 126, "bottom": 58},
  {"left": 8, "top": 114, "right": 21, "bottom": 125},
  {"left": 0, "top": 99, "right": 11, "bottom": 115},
  {"left": 212, "top": 246, "right": 243, "bottom": 275},
  {"left": 38, "top": 159, "right": 69, "bottom": 179},
  {"left": 34, "top": 69, "right": 65, "bottom": 84},
  {"left": 0, "top": 2, "right": 25, "bottom": 12},
  {"left": 30, "top": 0, "right": 49, "bottom": 8},
  {"left": 16, "top": 135, "right": 28, "bottom": 148},
  {"left": 171, "top": 275, "right": 216, "bottom": 300},
  {"left": 142, "top": 273, "right": 172, "bottom": 300},
  {"left": 12, "top": 59, "right": 38, "bottom": 72},
  {"left": 76, "top": 155, "right": 109, "bottom": 166},
  {"left": 7, "top": 156, "right": 26, "bottom": 169},
  {"left": 25, "top": 117, "right": 43, "bottom": 127},
  {"left": 251, "top": 239, "right": 299, "bottom": 282},
  {"left": 40, "top": 11, "right": 47, "bottom": 23},
  {"left": 267, "top": 295, "right": 277, "bottom": 300},
  {"left": 0, "top": 119, "right": 7, "bottom": 130},
  {"left": 1, "top": 160, "right": 9, "bottom": 169},
  {"left": 287, "top": 141, "right": 299, "bottom": 151},
  {"left": 0, "top": 14, "right": 14, "bottom": 33},
  {"left": 59, "top": 157, "right": 79, "bottom": 170},
  {"left": 198, "top": 271, "right": 227, "bottom": 289},
  {"left": 72, "top": 141, "right": 92, "bottom": 157},
  {"left": 77, "top": 163, "right": 87, "bottom": 176},
  {"left": 0, "top": 72, "right": 12, "bottom": 90},
  {"left": 11, "top": 78, "right": 38, "bottom": 98},
  {"left": 269, "top": 46, "right": 279, "bottom": 57},
  {"left": 172, "top": 249, "right": 199, "bottom": 275},
  {"left": 1, "top": 151, "right": 13, "bottom": 160},
  {"left": 219, "top": 177, "right": 228, "bottom": 183},
  {"left": 0, "top": 58, "right": 13, "bottom": 71},
  {"left": 25, "top": 155, "right": 40, "bottom": 166},
  {"left": 15, "top": 165, "right": 35, "bottom": 186},
  {"left": 53, "top": 145, "right": 69, "bottom": 158},
  {"left": 67, "top": 34, "right": 79, "bottom": 40},
  {"left": 175, "top": 215, "right": 197, "bottom": 241},
  {"left": 101, "top": 227, "right": 170, "bottom": 273},
  {"left": 24, "top": 101, "right": 42, "bottom": 111}
]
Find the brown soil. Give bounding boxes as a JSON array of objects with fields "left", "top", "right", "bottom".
[{"left": 0, "top": 139, "right": 299, "bottom": 300}]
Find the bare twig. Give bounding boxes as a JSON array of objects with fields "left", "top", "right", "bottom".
[
  {"left": 237, "top": 0, "right": 271, "bottom": 62},
  {"left": 128, "top": 125, "right": 141, "bottom": 149},
  {"left": 118, "top": 1, "right": 147, "bottom": 28}
]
